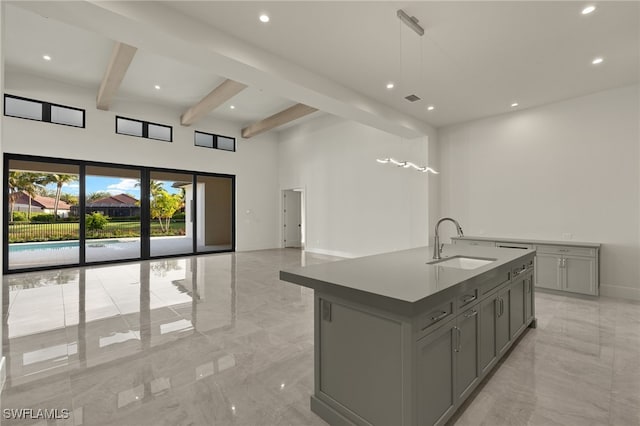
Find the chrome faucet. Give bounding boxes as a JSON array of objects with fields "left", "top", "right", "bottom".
[{"left": 433, "top": 218, "right": 464, "bottom": 259}]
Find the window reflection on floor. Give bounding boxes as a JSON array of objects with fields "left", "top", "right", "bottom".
[{"left": 2, "top": 255, "right": 236, "bottom": 386}]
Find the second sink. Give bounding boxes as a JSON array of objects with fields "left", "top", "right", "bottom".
[{"left": 428, "top": 256, "right": 496, "bottom": 270}]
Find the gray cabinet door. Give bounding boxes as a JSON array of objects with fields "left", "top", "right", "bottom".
[
  {"left": 416, "top": 321, "right": 456, "bottom": 426},
  {"left": 478, "top": 295, "right": 497, "bottom": 375},
  {"left": 535, "top": 253, "right": 562, "bottom": 290},
  {"left": 524, "top": 274, "right": 534, "bottom": 323},
  {"left": 564, "top": 255, "right": 596, "bottom": 295},
  {"left": 509, "top": 278, "right": 526, "bottom": 338},
  {"left": 496, "top": 289, "right": 511, "bottom": 356},
  {"left": 456, "top": 308, "right": 479, "bottom": 402}
]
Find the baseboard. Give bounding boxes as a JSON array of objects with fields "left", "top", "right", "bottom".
[
  {"left": 600, "top": 284, "right": 640, "bottom": 301},
  {"left": 0, "top": 356, "right": 6, "bottom": 393},
  {"left": 303, "top": 248, "right": 355, "bottom": 259}
]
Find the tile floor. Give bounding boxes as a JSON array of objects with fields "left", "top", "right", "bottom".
[{"left": 0, "top": 249, "right": 639, "bottom": 425}]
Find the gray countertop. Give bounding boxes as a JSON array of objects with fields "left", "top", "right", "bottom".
[
  {"left": 280, "top": 245, "right": 534, "bottom": 314},
  {"left": 452, "top": 236, "right": 600, "bottom": 248}
]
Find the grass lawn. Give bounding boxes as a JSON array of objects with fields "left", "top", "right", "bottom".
[{"left": 9, "top": 220, "right": 186, "bottom": 243}]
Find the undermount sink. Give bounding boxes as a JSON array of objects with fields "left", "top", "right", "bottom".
[{"left": 428, "top": 256, "right": 496, "bottom": 270}]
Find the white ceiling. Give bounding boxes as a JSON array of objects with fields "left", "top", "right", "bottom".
[
  {"left": 3, "top": 4, "right": 306, "bottom": 125},
  {"left": 167, "top": 1, "right": 640, "bottom": 127},
  {"left": 4, "top": 1, "right": 639, "bottom": 132}
]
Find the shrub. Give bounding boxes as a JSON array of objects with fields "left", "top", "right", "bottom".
[
  {"left": 12, "top": 212, "right": 28, "bottom": 222},
  {"left": 172, "top": 212, "right": 186, "bottom": 220},
  {"left": 86, "top": 212, "right": 109, "bottom": 230},
  {"left": 31, "top": 213, "right": 55, "bottom": 223}
]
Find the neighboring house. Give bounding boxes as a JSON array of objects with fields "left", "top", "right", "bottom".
[
  {"left": 12, "top": 191, "right": 72, "bottom": 218},
  {"left": 80, "top": 193, "right": 140, "bottom": 217}
]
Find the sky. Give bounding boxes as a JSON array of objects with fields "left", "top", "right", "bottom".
[{"left": 48, "top": 177, "right": 180, "bottom": 199}]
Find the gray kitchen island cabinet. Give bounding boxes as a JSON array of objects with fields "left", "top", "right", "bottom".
[{"left": 281, "top": 245, "right": 536, "bottom": 426}]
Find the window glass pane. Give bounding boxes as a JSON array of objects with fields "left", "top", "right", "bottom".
[
  {"left": 51, "top": 105, "right": 83, "bottom": 127},
  {"left": 217, "top": 136, "right": 235, "bottom": 151},
  {"left": 148, "top": 124, "right": 171, "bottom": 141},
  {"left": 195, "top": 132, "right": 214, "bottom": 148},
  {"left": 5, "top": 97, "right": 42, "bottom": 120},
  {"left": 117, "top": 118, "right": 143, "bottom": 137}
]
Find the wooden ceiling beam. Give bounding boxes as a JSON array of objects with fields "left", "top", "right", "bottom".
[
  {"left": 242, "top": 103, "right": 318, "bottom": 139},
  {"left": 96, "top": 42, "right": 137, "bottom": 110},
  {"left": 181, "top": 79, "right": 247, "bottom": 126}
]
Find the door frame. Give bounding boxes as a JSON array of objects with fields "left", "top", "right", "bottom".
[{"left": 281, "top": 187, "right": 305, "bottom": 249}]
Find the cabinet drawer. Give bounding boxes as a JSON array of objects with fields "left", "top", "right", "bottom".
[
  {"left": 512, "top": 258, "right": 534, "bottom": 277},
  {"left": 535, "top": 245, "right": 596, "bottom": 257},
  {"left": 457, "top": 288, "right": 479, "bottom": 309},
  {"left": 456, "top": 239, "right": 495, "bottom": 247},
  {"left": 418, "top": 300, "right": 454, "bottom": 333},
  {"left": 480, "top": 269, "right": 511, "bottom": 295}
]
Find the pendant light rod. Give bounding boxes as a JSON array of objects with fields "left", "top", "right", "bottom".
[{"left": 397, "top": 9, "right": 424, "bottom": 36}]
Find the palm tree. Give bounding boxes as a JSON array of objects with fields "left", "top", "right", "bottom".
[
  {"left": 43, "top": 174, "right": 78, "bottom": 221},
  {"left": 8, "top": 172, "right": 46, "bottom": 221},
  {"left": 87, "top": 191, "right": 112, "bottom": 202}
]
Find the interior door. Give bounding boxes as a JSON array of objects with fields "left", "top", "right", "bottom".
[{"left": 283, "top": 190, "right": 301, "bottom": 247}]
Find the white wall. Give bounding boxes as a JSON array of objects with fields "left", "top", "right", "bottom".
[
  {"left": 439, "top": 85, "right": 640, "bottom": 300},
  {"left": 3, "top": 71, "right": 280, "bottom": 251},
  {"left": 279, "top": 114, "right": 434, "bottom": 258}
]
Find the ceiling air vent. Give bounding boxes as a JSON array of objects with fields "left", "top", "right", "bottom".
[{"left": 404, "top": 94, "right": 421, "bottom": 102}]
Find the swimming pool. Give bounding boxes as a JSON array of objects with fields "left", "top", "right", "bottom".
[{"left": 9, "top": 240, "right": 130, "bottom": 253}]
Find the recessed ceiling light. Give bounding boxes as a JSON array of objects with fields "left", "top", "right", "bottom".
[
  {"left": 581, "top": 5, "right": 596, "bottom": 15},
  {"left": 511, "top": 102, "right": 519, "bottom": 108},
  {"left": 230, "top": 105, "right": 236, "bottom": 109},
  {"left": 259, "top": 14, "right": 270, "bottom": 23},
  {"left": 154, "top": 85, "right": 161, "bottom": 90},
  {"left": 592, "top": 57, "right": 604, "bottom": 65},
  {"left": 427, "top": 105, "right": 435, "bottom": 111},
  {"left": 42, "top": 55, "right": 51, "bottom": 61},
  {"left": 386, "top": 82, "right": 395, "bottom": 89}
]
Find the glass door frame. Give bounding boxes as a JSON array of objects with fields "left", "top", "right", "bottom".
[{"left": 3, "top": 153, "right": 236, "bottom": 274}]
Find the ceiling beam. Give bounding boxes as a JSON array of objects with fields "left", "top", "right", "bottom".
[
  {"left": 15, "top": 1, "right": 434, "bottom": 138},
  {"left": 181, "top": 79, "right": 247, "bottom": 126},
  {"left": 242, "top": 103, "right": 318, "bottom": 139},
  {"left": 96, "top": 42, "right": 137, "bottom": 110}
]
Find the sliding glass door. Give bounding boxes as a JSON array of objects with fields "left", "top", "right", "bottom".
[
  {"left": 195, "top": 175, "right": 234, "bottom": 253},
  {"left": 85, "top": 166, "right": 141, "bottom": 263},
  {"left": 149, "top": 171, "right": 194, "bottom": 257},
  {"left": 4, "top": 154, "right": 234, "bottom": 273},
  {"left": 7, "top": 159, "right": 80, "bottom": 270}
]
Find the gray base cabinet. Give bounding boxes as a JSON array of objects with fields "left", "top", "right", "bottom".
[
  {"left": 416, "top": 321, "right": 456, "bottom": 426},
  {"left": 455, "top": 306, "right": 479, "bottom": 402},
  {"left": 454, "top": 237, "right": 600, "bottom": 296},
  {"left": 312, "top": 254, "right": 536, "bottom": 426}
]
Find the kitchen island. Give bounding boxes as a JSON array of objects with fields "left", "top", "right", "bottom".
[{"left": 280, "top": 244, "right": 536, "bottom": 426}]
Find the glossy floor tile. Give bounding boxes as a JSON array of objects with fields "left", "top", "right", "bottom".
[{"left": 1, "top": 249, "right": 639, "bottom": 426}]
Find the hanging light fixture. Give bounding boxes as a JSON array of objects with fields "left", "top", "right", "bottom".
[
  {"left": 376, "top": 158, "right": 439, "bottom": 174},
  {"left": 376, "top": 11, "right": 439, "bottom": 175}
]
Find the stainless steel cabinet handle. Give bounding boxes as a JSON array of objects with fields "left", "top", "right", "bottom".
[
  {"left": 462, "top": 294, "right": 477, "bottom": 303},
  {"left": 457, "top": 327, "right": 462, "bottom": 352},
  {"left": 500, "top": 298, "right": 504, "bottom": 316},
  {"left": 514, "top": 267, "right": 527, "bottom": 276},
  {"left": 430, "top": 311, "right": 448, "bottom": 322},
  {"left": 464, "top": 309, "right": 478, "bottom": 318},
  {"left": 495, "top": 298, "right": 500, "bottom": 317}
]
